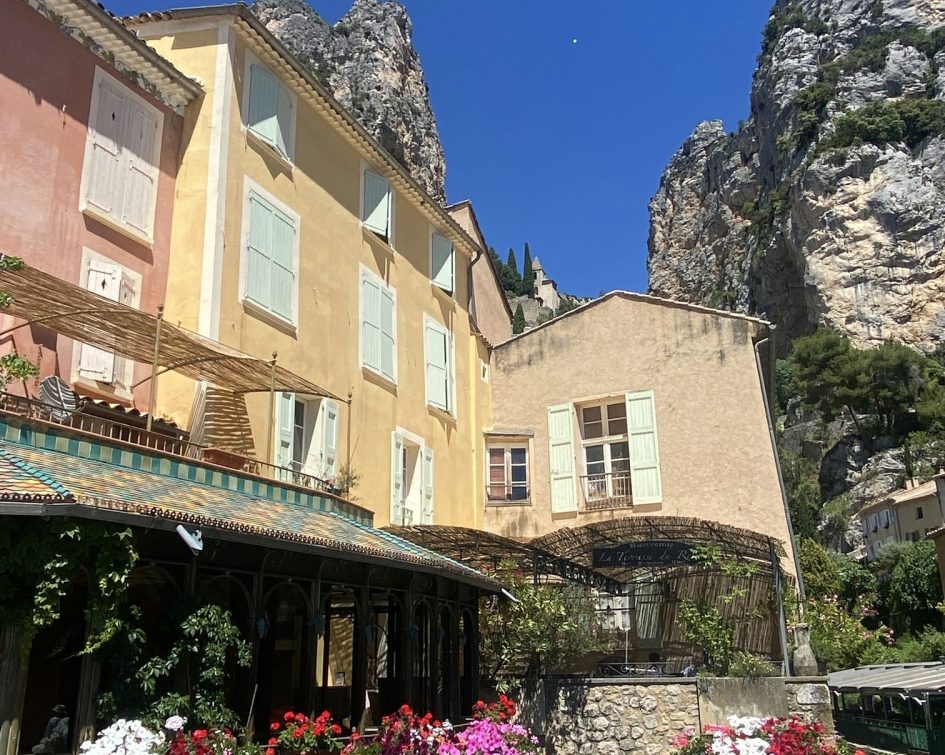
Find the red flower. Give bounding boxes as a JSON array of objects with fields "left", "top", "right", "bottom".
[
  {"left": 192, "top": 730, "right": 208, "bottom": 741},
  {"left": 270, "top": 722, "right": 280, "bottom": 732},
  {"left": 265, "top": 749, "right": 275, "bottom": 755},
  {"left": 284, "top": 712, "right": 294, "bottom": 722},
  {"left": 268, "top": 738, "right": 278, "bottom": 746},
  {"left": 292, "top": 728, "right": 304, "bottom": 739}
]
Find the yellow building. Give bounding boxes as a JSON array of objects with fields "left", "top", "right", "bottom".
[{"left": 127, "top": 6, "right": 498, "bottom": 528}]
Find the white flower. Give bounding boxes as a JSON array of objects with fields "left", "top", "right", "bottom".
[
  {"left": 164, "top": 717, "right": 187, "bottom": 733},
  {"left": 79, "top": 720, "right": 164, "bottom": 755}
]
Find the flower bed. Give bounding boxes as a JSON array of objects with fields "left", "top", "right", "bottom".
[{"left": 672, "top": 716, "right": 864, "bottom": 755}]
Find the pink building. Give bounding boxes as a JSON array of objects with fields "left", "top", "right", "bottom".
[{"left": 0, "top": 0, "right": 200, "bottom": 406}]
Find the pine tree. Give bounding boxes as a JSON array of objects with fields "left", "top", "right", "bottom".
[
  {"left": 521, "top": 243, "right": 535, "bottom": 296},
  {"left": 512, "top": 303, "right": 526, "bottom": 334}
]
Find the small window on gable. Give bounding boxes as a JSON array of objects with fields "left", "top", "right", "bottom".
[
  {"left": 362, "top": 169, "right": 392, "bottom": 240},
  {"left": 431, "top": 232, "right": 455, "bottom": 294},
  {"left": 242, "top": 186, "right": 298, "bottom": 325},
  {"left": 246, "top": 61, "right": 294, "bottom": 160}
]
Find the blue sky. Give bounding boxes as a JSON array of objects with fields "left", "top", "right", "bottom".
[{"left": 118, "top": 0, "right": 772, "bottom": 296}]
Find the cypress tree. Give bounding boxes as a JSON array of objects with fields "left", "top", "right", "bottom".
[
  {"left": 521, "top": 243, "right": 535, "bottom": 296},
  {"left": 512, "top": 303, "right": 526, "bottom": 334},
  {"left": 506, "top": 248, "right": 521, "bottom": 286}
]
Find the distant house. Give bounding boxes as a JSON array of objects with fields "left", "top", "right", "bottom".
[
  {"left": 531, "top": 256, "right": 560, "bottom": 311},
  {"left": 858, "top": 480, "right": 942, "bottom": 561}
]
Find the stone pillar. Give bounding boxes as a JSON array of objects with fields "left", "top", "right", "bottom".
[
  {"left": 0, "top": 624, "right": 30, "bottom": 755},
  {"left": 792, "top": 623, "right": 819, "bottom": 676}
]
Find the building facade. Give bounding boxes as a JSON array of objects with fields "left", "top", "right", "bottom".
[{"left": 859, "top": 480, "right": 943, "bottom": 561}]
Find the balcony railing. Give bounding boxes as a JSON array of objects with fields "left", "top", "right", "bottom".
[
  {"left": 486, "top": 485, "right": 530, "bottom": 504},
  {"left": 581, "top": 471, "right": 632, "bottom": 510},
  {"left": 0, "top": 392, "right": 339, "bottom": 497}
]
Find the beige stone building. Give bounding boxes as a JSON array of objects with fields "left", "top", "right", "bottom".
[
  {"left": 482, "top": 291, "right": 796, "bottom": 572},
  {"left": 859, "top": 480, "right": 942, "bottom": 561}
]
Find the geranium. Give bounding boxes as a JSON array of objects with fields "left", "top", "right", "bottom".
[
  {"left": 672, "top": 716, "right": 866, "bottom": 755},
  {"left": 167, "top": 727, "right": 239, "bottom": 755},
  {"left": 271, "top": 710, "right": 343, "bottom": 753},
  {"left": 164, "top": 718, "right": 188, "bottom": 734},
  {"left": 79, "top": 720, "right": 165, "bottom": 755}
]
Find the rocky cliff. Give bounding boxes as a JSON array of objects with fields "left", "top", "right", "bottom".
[
  {"left": 648, "top": 0, "right": 945, "bottom": 352},
  {"left": 253, "top": 0, "right": 447, "bottom": 203}
]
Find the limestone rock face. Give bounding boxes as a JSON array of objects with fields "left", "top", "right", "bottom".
[
  {"left": 253, "top": 0, "right": 447, "bottom": 203},
  {"left": 647, "top": 0, "right": 945, "bottom": 351}
]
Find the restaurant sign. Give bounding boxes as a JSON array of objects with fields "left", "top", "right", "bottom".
[{"left": 592, "top": 540, "right": 695, "bottom": 568}]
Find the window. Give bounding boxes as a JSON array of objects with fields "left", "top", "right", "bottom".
[
  {"left": 81, "top": 68, "right": 163, "bottom": 243},
  {"left": 245, "top": 59, "right": 294, "bottom": 160},
  {"left": 391, "top": 431, "right": 433, "bottom": 525},
  {"left": 362, "top": 168, "right": 392, "bottom": 240},
  {"left": 274, "top": 392, "right": 340, "bottom": 482},
  {"left": 487, "top": 444, "right": 529, "bottom": 502},
  {"left": 917, "top": 506, "right": 924, "bottom": 520},
  {"left": 580, "top": 401, "right": 631, "bottom": 503},
  {"left": 75, "top": 251, "right": 141, "bottom": 393},
  {"left": 361, "top": 268, "right": 396, "bottom": 382},
  {"left": 241, "top": 185, "right": 298, "bottom": 325},
  {"left": 431, "top": 232, "right": 455, "bottom": 293},
  {"left": 424, "top": 316, "right": 455, "bottom": 414}
]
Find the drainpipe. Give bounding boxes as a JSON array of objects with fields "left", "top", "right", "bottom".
[{"left": 754, "top": 329, "right": 806, "bottom": 604}]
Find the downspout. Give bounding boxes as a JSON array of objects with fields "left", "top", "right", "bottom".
[{"left": 754, "top": 327, "right": 806, "bottom": 604}]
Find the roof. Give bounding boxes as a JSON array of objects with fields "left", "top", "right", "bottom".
[
  {"left": 494, "top": 290, "right": 771, "bottom": 349},
  {"left": 829, "top": 662, "right": 945, "bottom": 696},
  {"left": 859, "top": 480, "right": 939, "bottom": 516},
  {"left": 124, "top": 4, "right": 484, "bottom": 262},
  {"left": 25, "top": 0, "right": 201, "bottom": 113},
  {"left": 0, "top": 440, "right": 498, "bottom": 591},
  {"left": 0, "top": 260, "right": 340, "bottom": 398}
]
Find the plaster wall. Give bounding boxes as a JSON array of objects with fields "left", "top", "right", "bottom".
[
  {"left": 486, "top": 295, "right": 795, "bottom": 571},
  {"left": 0, "top": 0, "right": 183, "bottom": 406}
]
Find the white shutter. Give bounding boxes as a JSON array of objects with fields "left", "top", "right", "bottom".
[
  {"left": 111, "top": 270, "right": 138, "bottom": 392},
  {"left": 421, "top": 446, "right": 434, "bottom": 524},
  {"left": 379, "top": 286, "right": 395, "bottom": 380},
  {"left": 431, "top": 233, "right": 454, "bottom": 292},
  {"left": 120, "top": 100, "right": 160, "bottom": 238},
  {"left": 86, "top": 80, "right": 127, "bottom": 216},
  {"left": 275, "top": 391, "right": 295, "bottom": 468},
  {"left": 425, "top": 323, "right": 448, "bottom": 410},
  {"left": 626, "top": 390, "right": 662, "bottom": 504},
  {"left": 547, "top": 403, "right": 577, "bottom": 513},
  {"left": 361, "top": 275, "right": 381, "bottom": 372},
  {"left": 269, "top": 207, "right": 296, "bottom": 321},
  {"left": 363, "top": 170, "right": 391, "bottom": 237},
  {"left": 390, "top": 432, "right": 405, "bottom": 525},
  {"left": 322, "top": 399, "right": 339, "bottom": 478},
  {"left": 275, "top": 84, "right": 293, "bottom": 158},
  {"left": 78, "top": 260, "right": 121, "bottom": 382},
  {"left": 246, "top": 193, "right": 273, "bottom": 309},
  {"left": 247, "top": 63, "right": 279, "bottom": 146}
]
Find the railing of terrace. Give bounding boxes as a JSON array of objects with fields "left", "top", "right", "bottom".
[{"left": 581, "top": 471, "right": 632, "bottom": 510}]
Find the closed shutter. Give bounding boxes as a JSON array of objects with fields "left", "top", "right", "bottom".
[
  {"left": 431, "top": 233, "right": 454, "bottom": 292},
  {"left": 363, "top": 170, "right": 391, "bottom": 237},
  {"left": 322, "top": 399, "right": 339, "bottom": 478},
  {"left": 379, "top": 286, "right": 395, "bottom": 380},
  {"left": 425, "top": 323, "right": 449, "bottom": 410},
  {"left": 111, "top": 270, "right": 139, "bottom": 392},
  {"left": 390, "top": 432, "right": 404, "bottom": 525},
  {"left": 275, "top": 391, "right": 295, "bottom": 468},
  {"left": 246, "top": 193, "right": 273, "bottom": 309},
  {"left": 275, "top": 84, "right": 293, "bottom": 158},
  {"left": 547, "top": 403, "right": 577, "bottom": 513},
  {"left": 361, "top": 275, "right": 381, "bottom": 372},
  {"left": 626, "top": 390, "right": 662, "bottom": 504},
  {"left": 269, "top": 206, "right": 296, "bottom": 321},
  {"left": 421, "top": 446, "right": 434, "bottom": 524},
  {"left": 121, "top": 100, "right": 159, "bottom": 238},
  {"left": 247, "top": 64, "right": 279, "bottom": 146},
  {"left": 78, "top": 260, "right": 122, "bottom": 382},
  {"left": 86, "top": 80, "right": 127, "bottom": 216}
]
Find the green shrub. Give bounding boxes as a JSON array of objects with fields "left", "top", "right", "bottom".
[{"left": 830, "top": 99, "right": 945, "bottom": 150}]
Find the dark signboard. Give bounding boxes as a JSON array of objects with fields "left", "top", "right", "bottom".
[{"left": 592, "top": 540, "right": 695, "bottom": 568}]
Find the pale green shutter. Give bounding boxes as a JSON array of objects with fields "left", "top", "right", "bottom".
[
  {"left": 431, "top": 233, "right": 454, "bottom": 292},
  {"left": 248, "top": 64, "right": 279, "bottom": 146},
  {"left": 379, "top": 286, "right": 395, "bottom": 380},
  {"left": 421, "top": 446, "right": 434, "bottom": 524},
  {"left": 547, "top": 403, "right": 577, "bottom": 513},
  {"left": 322, "top": 399, "right": 339, "bottom": 477},
  {"left": 246, "top": 193, "right": 273, "bottom": 309},
  {"left": 626, "top": 390, "right": 662, "bottom": 504},
  {"left": 425, "top": 323, "right": 448, "bottom": 410},
  {"left": 361, "top": 275, "right": 381, "bottom": 372},
  {"left": 390, "top": 432, "right": 404, "bottom": 525},
  {"left": 275, "top": 84, "right": 293, "bottom": 158},
  {"left": 269, "top": 207, "right": 295, "bottom": 321},
  {"left": 363, "top": 170, "right": 391, "bottom": 237},
  {"left": 275, "top": 392, "right": 295, "bottom": 468}
]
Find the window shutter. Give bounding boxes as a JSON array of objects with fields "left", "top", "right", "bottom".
[
  {"left": 625, "top": 390, "right": 662, "bottom": 504},
  {"left": 421, "top": 446, "right": 434, "bottom": 524},
  {"left": 547, "top": 403, "right": 577, "bottom": 513},
  {"left": 111, "top": 270, "right": 139, "bottom": 392},
  {"left": 431, "top": 233, "right": 454, "bottom": 292},
  {"left": 425, "top": 323, "right": 448, "bottom": 410},
  {"left": 269, "top": 207, "right": 296, "bottom": 321},
  {"left": 361, "top": 276, "right": 381, "bottom": 372},
  {"left": 363, "top": 170, "right": 391, "bottom": 237},
  {"left": 379, "top": 286, "right": 395, "bottom": 380},
  {"left": 120, "top": 100, "right": 160, "bottom": 238},
  {"left": 275, "top": 391, "right": 295, "bottom": 468},
  {"left": 390, "top": 432, "right": 404, "bottom": 525},
  {"left": 246, "top": 193, "right": 273, "bottom": 308},
  {"left": 86, "top": 81, "right": 127, "bottom": 215},
  {"left": 275, "top": 84, "right": 293, "bottom": 158},
  {"left": 247, "top": 64, "right": 279, "bottom": 146},
  {"left": 78, "top": 260, "right": 122, "bottom": 382},
  {"left": 322, "top": 399, "right": 339, "bottom": 478}
]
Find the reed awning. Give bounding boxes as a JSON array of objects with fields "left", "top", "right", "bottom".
[{"left": 0, "top": 261, "right": 339, "bottom": 399}]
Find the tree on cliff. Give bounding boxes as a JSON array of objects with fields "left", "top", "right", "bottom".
[
  {"left": 512, "top": 303, "right": 526, "bottom": 335},
  {"left": 520, "top": 243, "right": 535, "bottom": 296}
]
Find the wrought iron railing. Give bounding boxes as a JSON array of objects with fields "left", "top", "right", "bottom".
[
  {"left": 0, "top": 392, "right": 338, "bottom": 496},
  {"left": 581, "top": 471, "right": 632, "bottom": 510},
  {"left": 595, "top": 660, "right": 677, "bottom": 678}
]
